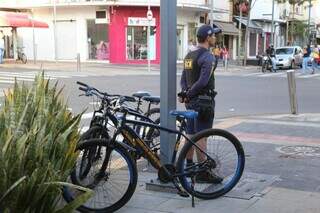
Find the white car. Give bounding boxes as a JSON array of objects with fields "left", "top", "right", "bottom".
[{"left": 275, "top": 46, "right": 303, "bottom": 69}]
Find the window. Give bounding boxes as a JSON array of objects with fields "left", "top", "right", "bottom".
[
  {"left": 276, "top": 48, "right": 294, "bottom": 55},
  {"left": 87, "top": 19, "right": 109, "bottom": 60},
  {"left": 126, "top": 26, "right": 156, "bottom": 60},
  {"left": 96, "top": 11, "right": 106, "bottom": 19}
]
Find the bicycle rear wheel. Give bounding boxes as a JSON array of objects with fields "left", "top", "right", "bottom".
[
  {"left": 177, "top": 128, "right": 245, "bottom": 199},
  {"left": 63, "top": 139, "right": 138, "bottom": 212}
]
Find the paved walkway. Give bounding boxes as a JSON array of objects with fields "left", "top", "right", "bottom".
[
  {"left": 0, "top": 60, "right": 260, "bottom": 74},
  {"left": 84, "top": 113, "right": 320, "bottom": 213}
]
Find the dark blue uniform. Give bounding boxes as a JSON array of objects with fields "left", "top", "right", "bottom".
[{"left": 180, "top": 47, "right": 216, "bottom": 134}]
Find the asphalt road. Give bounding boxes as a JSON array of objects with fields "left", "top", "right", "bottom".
[{"left": 57, "top": 73, "right": 320, "bottom": 118}]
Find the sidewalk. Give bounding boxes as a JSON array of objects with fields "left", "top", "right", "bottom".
[
  {"left": 116, "top": 113, "right": 320, "bottom": 213},
  {"left": 0, "top": 60, "right": 260, "bottom": 74}
]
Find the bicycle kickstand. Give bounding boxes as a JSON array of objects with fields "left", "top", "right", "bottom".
[
  {"left": 191, "top": 176, "right": 195, "bottom": 208},
  {"left": 172, "top": 179, "right": 189, "bottom": 198}
]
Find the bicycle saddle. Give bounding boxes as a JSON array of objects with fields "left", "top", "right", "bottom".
[
  {"left": 132, "top": 91, "right": 151, "bottom": 98},
  {"left": 142, "top": 96, "right": 160, "bottom": 104},
  {"left": 169, "top": 110, "right": 198, "bottom": 119},
  {"left": 119, "top": 96, "right": 136, "bottom": 103}
]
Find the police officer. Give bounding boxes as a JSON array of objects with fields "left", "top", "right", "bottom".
[{"left": 179, "top": 24, "right": 222, "bottom": 183}]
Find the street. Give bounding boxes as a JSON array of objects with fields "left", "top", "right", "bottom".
[{"left": 0, "top": 64, "right": 320, "bottom": 212}]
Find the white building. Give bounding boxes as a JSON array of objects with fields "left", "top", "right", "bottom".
[
  {"left": 211, "top": 0, "right": 238, "bottom": 60},
  {"left": 0, "top": 0, "right": 219, "bottom": 64}
]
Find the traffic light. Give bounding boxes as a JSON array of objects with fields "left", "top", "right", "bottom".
[{"left": 151, "top": 26, "right": 157, "bottom": 35}]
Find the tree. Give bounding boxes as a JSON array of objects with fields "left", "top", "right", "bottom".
[{"left": 277, "top": 0, "right": 315, "bottom": 44}]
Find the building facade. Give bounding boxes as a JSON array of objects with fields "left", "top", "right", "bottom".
[{"left": 0, "top": 0, "right": 210, "bottom": 64}]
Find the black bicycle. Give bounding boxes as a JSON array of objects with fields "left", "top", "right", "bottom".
[
  {"left": 63, "top": 85, "right": 245, "bottom": 212},
  {"left": 76, "top": 82, "right": 162, "bottom": 156}
]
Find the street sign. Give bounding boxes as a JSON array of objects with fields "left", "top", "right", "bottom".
[{"left": 147, "top": 10, "right": 153, "bottom": 21}]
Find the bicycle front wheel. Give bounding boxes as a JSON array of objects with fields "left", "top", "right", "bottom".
[
  {"left": 177, "top": 128, "right": 245, "bottom": 199},
  {"left": 63, "top": 139, "right": 138, "bottom": 212}
]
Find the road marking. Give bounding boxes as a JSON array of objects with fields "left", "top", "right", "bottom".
[
  {"left": 233, "top": 131, "right": 320, "bottom": 146},
  {"left": 82, "top": 112, "right": 94, "bottom": 120},
  {"left": 299, "top": 73, "right": 320, "bottom": 79},
  {"left": 214, "top": 118, "right": 244, "bottom": 129},
  {"left": 259, "top": 72, "right": 285, "bottom": 77},
  {"left": 243, "top": 72, "right": 262, "bottom": 77},
  {"left": 244, "top": 119, "right": 320, "bottom": 128}
]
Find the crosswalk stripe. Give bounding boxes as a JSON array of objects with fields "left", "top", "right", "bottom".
[
  {"left": 259, "top": 72, "right": 285, "bottom": 77},
  {"left": 299, "top": 73, "right": 320, "bottom": 78},
  {"left": 242, "top": 72, "right": 262, "bottom": 76},
  {"left": 0, "top": 80, "right": 15, "bottom": 84}
]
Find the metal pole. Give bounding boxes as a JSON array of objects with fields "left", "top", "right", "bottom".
[
  {"left": 53, "top": 0, "right": 57, "bottom": 61},
  {"left": 77, "top": 53, "right": 80, "bottom": 72},
  {"left": 147, "top": 0, "right": 151, "bottom": 72},
  {"left": 271, "top": 0, "right": 275, "bottom": 46},
  {"left": 238, "top": 9, "right": 242, "bottom": 65},
  {"left": 307, "top": 0, "right": 311, "bottom": 44},
  {"left": 31, "top": 9, "right": 36, "bottom": 64},
  {"left": 286, "top": 17, "right": 289, "bottom": 45},
  {"left": 160, "top": 0, "right": 177, "bottom": 164},
  {"left": 210, "top": 0, "right": 214, "bottom": 23},
  {"left": 287, "top": 70, "right": 298, "bottom": 114}
]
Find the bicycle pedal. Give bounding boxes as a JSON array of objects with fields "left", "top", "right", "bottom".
[{"left": 177, "top": 190, "right": 189, "bottom": 198}]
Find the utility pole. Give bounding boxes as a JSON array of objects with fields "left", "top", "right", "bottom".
[
  {"left": 31, "top": 9, "right": 36, "bottom": 64},
  {"left": 147, "top": 0, "right": 152, "bottom": 72},
  {"left": 210, "top": 0, "right": 214, "bottom": 23},
  {"left": 53, "top": 0, "right": 57, "bottom": 61},
  {"left": 271, "top": 0, "right": 275, "bottom": 46},
  {"left": 243, "top": 0, "right": 252, "bottom": 66},
  {"left": 160, "top": 0, "right": 177, "bottom": 164},
  {"left": 238, "top": 5, "right": 242, "bottom": 65},
  {"left": 307, "top": 0, "right": 312, "bottom": 44}
]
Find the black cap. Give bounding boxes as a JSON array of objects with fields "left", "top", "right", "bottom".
[{"left": 197, "top": 25, "right": 221, "bottom": 39}]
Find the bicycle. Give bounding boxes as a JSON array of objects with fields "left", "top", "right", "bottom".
[
  {"left": 17, "top": 47, "right": 27, "bottom": 64},
  {"left": 63, "top": 86, "right": 245, "bottom": 212},
  {"left": 76, "top": 81, "right": 161, "bottom": 153}
]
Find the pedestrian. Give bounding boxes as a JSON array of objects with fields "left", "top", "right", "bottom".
[
  {"left": 302, "top": 45, "right": 312, "bottom": 74},
  {"left": 213, "top": 45, "right": 220, "bottom": 64},
  {"left": 179, "top": 24, "right": 223, "bottom": 184},
  {"left": 311, "top": 46, "right": 320, "bottom": 74},
  {"left": 0, "top": 31, "right": 4, "bottom": 64},
  {"left": 188, "top": 39, "right": 197, "bottom": 52},
  {"left": 221, "top": 46, "right": 229, "bottom": 69}
]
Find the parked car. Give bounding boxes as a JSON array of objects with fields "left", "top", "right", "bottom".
[{"left": 275, "top": 46, "right": 303, "bottom": 69}]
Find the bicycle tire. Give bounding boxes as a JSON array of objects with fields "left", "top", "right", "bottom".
[
  {"left": 63, "top": 139, "right": 138, "bottom": 213},
  {"left": 71, "top": 126, "right": 110, "bottom": 185},
  {"left": 176, "top": 128, "right": 245, "bottom": 199},
  {"left": 80, "top": 125, "right": 110, "bottom": 141},
  {"left": 144, "top": 107, "right": 160, "bottom": 123}
]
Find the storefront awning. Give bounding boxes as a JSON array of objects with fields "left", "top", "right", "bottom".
[
  {"left": 212, "top": 21, "right": 238, "bottom": 36},
  {"left": 234, "top": 16, "right": 263, "bottom": 33},
  {"left": 0, "top": 12, "right": 49, "bottom": 28}
]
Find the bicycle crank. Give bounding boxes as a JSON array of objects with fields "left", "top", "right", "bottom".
[{"left": 158, "top": 164, "right": 175, "bottom": 183}]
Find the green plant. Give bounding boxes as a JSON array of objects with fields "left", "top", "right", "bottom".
[{"left": 0, "top": 74, "right": 92, "bottom": 212}]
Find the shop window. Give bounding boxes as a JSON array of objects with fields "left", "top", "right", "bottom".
[
  {"left": 87, "top": 19, "right": 109, "bottom": 60},
  {"left": 126, "top": 26, "right": 156, "bottom": 60}
]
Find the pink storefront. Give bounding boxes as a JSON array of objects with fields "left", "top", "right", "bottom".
[{"left": 109, "top": 6, "right": 160, "bottom": 64}]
